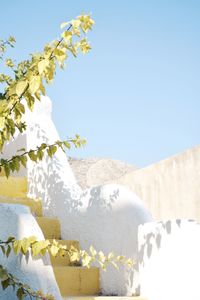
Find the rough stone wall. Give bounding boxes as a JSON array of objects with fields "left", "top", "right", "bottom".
[{"left": 69, "top": 157, "right": 137, "bottom": 189}]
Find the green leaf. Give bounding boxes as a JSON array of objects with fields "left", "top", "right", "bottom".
[
  {"left": 1, "top": 278, "right": 10, "bottom": 290},
  {"left": 28, "top": 151, "right": 37, "bottom": 162},
  {"left": 47, "top": 145, "right": 57, "bottom": 158},
  {"left": 16, "top": 103, "right": 25, "bottom": 114},
  {"left": 63, "top": 141, "right": 71, "bottom": 149},
  {"left": 37, "top": 150, "right": 44, "bottom": 161},
  {"left": 16, "top": 287, "right": 26, "bottom": 300},
  {"left": 12, "top": 157, "right": 20, "bottom": 172},
  {"left": 0, "top": 246, "right": 5, "bottom": 255},
  {"left": 6, "top": 236, "right": 15, "bottom": 243},
  {"left": 20, "top": 156, "right": 27, "bottom": 168},
  {"left": 0, "top": 267, "right": 7, "bottom": 280},
  {"left": 17, "top": 148, "right": 26, "bottom": 153},
  {"left": 4, "top": 164, "right": 10, "bottom": 178},
  {"left": 6, "top": 245, "right": 11, "bottom": 257}
]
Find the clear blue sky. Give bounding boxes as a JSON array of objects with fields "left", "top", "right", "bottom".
[{"left": 1, "top": 0, "right": 200, "bottom": 167}]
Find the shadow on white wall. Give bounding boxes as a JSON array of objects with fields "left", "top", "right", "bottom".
[
  {"left": 0, "top": 204, "right": 61, "bottom": 300},
  {"left": 138, "top": 219, "right": 200, "bottom": 300},
  {"left": 2, "top": 96, "right": 153, "bottom": 296}
]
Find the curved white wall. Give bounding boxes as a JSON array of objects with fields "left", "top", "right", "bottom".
[
  {"left": 1, "top": 96, "right": 152, "bottom": 296},
  {"left": 0, "top": 204, "right": 61, "bottom": 299}
]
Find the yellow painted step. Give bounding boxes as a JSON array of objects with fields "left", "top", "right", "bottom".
[
  {"left": 0, "top": 177, "right": 27, "bottom": 197},
  {"left": 0, "top": 196, "right": 42, "bottom": 216},
  {"left": 62, "top": 297, "right": 147, "bottom": 300},
  {"left": 53, "top": 266, "right": 99, "bottom": 296},
  {"left": 36, "top": 217, "right": 61, "bottom": 239},
  {"left": 49, "top": 239, "right": 80, "bottom": 266}
]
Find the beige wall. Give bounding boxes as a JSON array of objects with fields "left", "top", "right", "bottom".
[{"left": 115, "top": 146, "right": 200, "bottom": 222}]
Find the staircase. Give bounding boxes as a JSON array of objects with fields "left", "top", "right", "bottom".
[
  {"left": 0, "top": 176, "right": 146, "bottom": 300},
  {"left": 0, "top": 176, "right": 99, "bottom": 297}
]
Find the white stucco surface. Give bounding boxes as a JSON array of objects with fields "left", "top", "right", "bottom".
[
  {"left": 138, "top": 219, "right": 200, "bottom": 300},
  {"left": 116, "top": 146, "right": 200, "bottom": 222},
  {"left": 0, "top": 203, "right": 61, "bottom": 299},
  {"left": 1, "top": 96, "right": 152, "bottom": 296},
  {"left": 0, "top": 133, "right": 27, "bottom": 177}
]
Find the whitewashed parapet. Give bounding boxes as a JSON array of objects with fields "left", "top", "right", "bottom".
[
  {"left": 138, "top": 219, "right": 200, "bottom": 300},
  {"left": 1, "top": 96, "right": 153, "bottom": 296},
  {"left": 0, "top": 204, "right": 61, "bottom": 300}
]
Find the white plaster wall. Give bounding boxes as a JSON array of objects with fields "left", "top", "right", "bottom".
[
  {"left": 138, "top": 219, "right": 200, "bottom": 300},
  {"left": 0, "top": 203, "right": 61, "bottom": 300},
  {"left": 68, "top": 183, "right": 152, "bottom": 295},
  {"left": 116, "top": 146, "right": 200, "bottom": 222},
  {"left": 1, "top": 96, "right": 152, "bottom": 295},
  {"left": 0, "top": 133, "right": 27, "bottom": 177}
]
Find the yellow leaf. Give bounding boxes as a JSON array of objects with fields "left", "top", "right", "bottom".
[
  {"left": 21, "top": 238, "right": 30, "bottom": 254},
  {"left": 61, "top": 31, "right": 72, "bottom": 43},
  {"left": 38, "top": 59, "right": 49, "bottom": 75},
  {"left": 16, "top": 80, "right": 28, "bottom": 97},
  {"left": 0, "top": 117, "right": 5, "bottom": 130},
  {"left": 60, "top": 22, "right": 69, "bottom": 29},
  {"left": 27, "top": 236, "right": 37, "bottom": 244},
  {"left": 71, "top": 19, "right": 81, "bottom": 28},
  {"left": 82, "top": 253, "right": 92, "bottom": 267},
  {"left": 80, "top": 38, "right": 91, "bottom": 54},
  {"left": 108, "top": 252, "right": 114, "bottom": 260},
  {"left": 99, "top": 251, "right": 106, "bottom": 263},
  {"left": 31, "top": 241, "right": 49, "bottom": 257},
  {"left": 29, "top": 75, "right": 41, "bottom": 94},
  {"left": 69, "top": 249, "right": 80, "bottom": 262},
  {"left": 111, "top": 261, "right": 119, "bottom": 269},
  {"left": 89, "top": 245, "right": 97, "bottom": 256},
  {"left": 50, "top": 245, "right": 58, "bottom": 257},
  {"left": 13, "top": 240, "right": 22, "bottom": 255},
  {"left": 54, "top": 49, "right": 66, "bottom": 64}
]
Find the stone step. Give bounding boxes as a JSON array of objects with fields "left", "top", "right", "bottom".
[
  {"left": 49, "top": 239, "right": 80, "bottom": 266},
  {"left": 53, "top": 266, "right": 99, "bottom": 296},
  {"left": 0, "top": 177, "right": 27, "bottom": 197},
  {"left": 0, "top": 196, "right": 42, "bottom": 216},
  {"left": 36, "top": 217, "right": 61, "bottom": 239}
]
